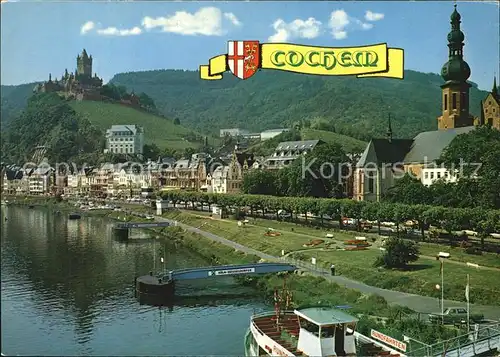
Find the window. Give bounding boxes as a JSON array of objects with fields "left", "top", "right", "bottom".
[
  {"left": 452, "top": 93, "right": 457, "bottom": 109},
  {"left": 424, "top": 172, "right": 429, "bottom": 179},
  {"left": 444, "top": 94, "right": 448, "bottom": 110},
  {"left": 437, "top": 172, "right": 441, "bottom": 179},
  {"left": 430, "top": 172, "right": 434, "bottom": 179},
  {"left": 368, "top": 177, "right": 374, "bottom": 193},
  {"left": 488, "top": 118, "right": 493, "bottom": 126},
  {"left": 460, "top": 92, "right": 466, "bottom": 111},
  {"left": 321, "top": 325, "right": 335, "bottom": 338},
  {"left": 445, "top": 171, "right": 449, "bottom": 178}
]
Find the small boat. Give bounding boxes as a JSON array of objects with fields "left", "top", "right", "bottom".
[
  {"left": 244, "top": 306, "right": 404, "bottom": 356},
  {"left": 68, "top": 213, "right": 81, "bottom": 220}
]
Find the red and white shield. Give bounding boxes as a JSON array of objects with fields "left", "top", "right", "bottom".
[{"left": 227, "top": 40, "right": 260, "bottom": 80}]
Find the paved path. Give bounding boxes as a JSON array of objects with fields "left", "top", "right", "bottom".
[{"left": 154, "top": 215, "right": 500, "bottom": 321}]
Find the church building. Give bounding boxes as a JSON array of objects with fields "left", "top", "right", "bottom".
[{"left": 353, "top": 5, "right": 495, "bottom": 201}]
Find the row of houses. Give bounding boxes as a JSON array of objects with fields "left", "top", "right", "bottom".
[{"left": 1, "top": 149, "right": 257, "bottom": 197}]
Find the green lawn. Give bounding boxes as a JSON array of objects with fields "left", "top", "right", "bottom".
[
  {"left": 164, "top": 210, "right": 500, "bottom": 306},
  {"left": 71, "top": 101, "right": 219, "bottom": 150}
]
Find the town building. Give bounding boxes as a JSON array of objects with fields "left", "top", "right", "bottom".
[
  {"left": 208, "top": 150, "right": 255, "bottom": 194},
  {"left": 264, "top": 140, "right": 324, "bottom": 169},
  {"left": 159, "top": 153, "right": 220, "bottom": 191},
  {"left": 28, "top": 167, "right": 53, "bottom": 195},
  {"left": 2, "top": 167, "right": 25, "bottom": 195},
  {"left": 481, "top": 78, "right": 500, "bottom": 129},
  {"left": 354, "top": 5, "right": 490, "bottom": 201},
  {"left": 260, "top": 128, "right": 290, "bottom": 141},
  {"left": 104, "top": 125, "right": 144, "bottom": 155},
  {"left": 34, "top": 49, "right": 104, "bottom": 100},
  {"left": 220, "top": 128, "right": 249, "bottom": 138}
]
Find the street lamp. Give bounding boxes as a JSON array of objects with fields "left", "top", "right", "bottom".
[{"left": 437, "top": 252, "right": 450, "bottom": 324}]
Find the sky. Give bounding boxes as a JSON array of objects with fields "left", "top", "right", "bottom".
[{"left": 1, "top": 1, "right": 499, "bottom": 90}]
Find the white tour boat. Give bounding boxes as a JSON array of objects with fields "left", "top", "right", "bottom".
[{"left": 244, "top": 306, "right": 406, "bottom": 357}]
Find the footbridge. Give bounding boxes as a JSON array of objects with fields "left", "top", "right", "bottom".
[
  {"left": 164, "top": 262, "right": 298, "bottom": 281},
  {"left": 136, "top": 262, "right": 298, "bottom": 297},
  {"left": 408, "top": 322, "right": 500, "bottom": 357}
]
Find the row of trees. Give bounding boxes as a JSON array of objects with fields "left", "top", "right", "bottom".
[{"left": 160, "top": 190, "right": 500, "bottom": 249}]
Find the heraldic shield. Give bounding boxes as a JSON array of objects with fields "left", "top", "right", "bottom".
[{"left": 227, "top": 40, "right": 260, "bottom": 80}]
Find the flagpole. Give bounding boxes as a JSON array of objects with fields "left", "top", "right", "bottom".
[{"left": 467, "top": 274, "right": 470, "bottom": 335}]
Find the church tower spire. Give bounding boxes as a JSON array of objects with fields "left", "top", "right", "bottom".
[
  {"left": 492, "top": 76, "right": 498, "bottom": 99},
  {"left": 437, "top": 4, "right": 474, "bottom": 130},
  {"left": 386, "top": 113, "right": 393, "bottom": 143}
]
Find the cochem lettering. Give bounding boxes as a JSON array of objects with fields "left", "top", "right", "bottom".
[{"left": 270, "top": 50, "right": 379, "bottom": 70}]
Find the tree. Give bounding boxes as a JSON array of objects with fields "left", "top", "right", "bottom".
[
  {"left": 242, "top": 170, "right": 279, "bottom": 196},
  {"left": 138, "top": 92, "right": 157, "bottom": 112},
  {"left": 438, "top": 126, "right": 500, "bottom": 209},
  {"left": 281, "top": 143, "right": 348, "bottom": 198},
  {"left": 173, "top": 118, "right": 181, "bottom": 125},
  {"left": 384, "top": 174, "right": 431, "bottom": 205},
  {"left": 374, "top": 238, "right": 420, "bottom": 269},
  {"left": 143, "top": 143, "right": 161, "bottom": 160}
]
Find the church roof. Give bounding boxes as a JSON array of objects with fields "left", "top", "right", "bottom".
[
  {"left": 356, "top": 139, "right": 413, "bottom": 168},
  {"left": 403, "top": 126, "right": 475, "bottom": 164}
]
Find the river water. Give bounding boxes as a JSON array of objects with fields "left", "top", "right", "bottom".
[{"left": 1, "top": 206, "right": 267, "bottom": 355}]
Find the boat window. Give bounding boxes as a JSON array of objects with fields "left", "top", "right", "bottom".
[
  {"left": 299, "top": 317, "right": 320, "bottom": 335},
  {"left": 321, "top": 325, "right": 335, "bottom": 338},
  {"left": 346, "top": 322, "right": 356, "bottom": 336}
]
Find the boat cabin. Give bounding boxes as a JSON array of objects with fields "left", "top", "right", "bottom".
[{"left": 295, "top": 307, "right": 357, "bottom": 356}]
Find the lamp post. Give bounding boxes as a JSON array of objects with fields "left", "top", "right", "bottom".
[{"left": 438, "top": 252, "right": 450, "bottom": 324}]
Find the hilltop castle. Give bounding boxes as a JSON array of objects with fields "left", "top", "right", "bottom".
[{"left": 34, "top": 49, "right": 104, "bottom": 100}]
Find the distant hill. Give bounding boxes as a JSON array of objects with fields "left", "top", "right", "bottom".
[
  {"left": 109, "top": 69, "right": 489, "bottom": 140},
  {"left": 2, "top": 69, "right": 489, "bottom": 141},
  {"left": 69, "top": 101, "right": 215, "bottom": 151},
  {"left": 1, "top": 82, "right": 40, "bottom": 124}
]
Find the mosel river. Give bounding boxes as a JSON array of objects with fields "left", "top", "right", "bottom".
[{"left": 1, "top": 206, "right": 267, "bottom": 355}]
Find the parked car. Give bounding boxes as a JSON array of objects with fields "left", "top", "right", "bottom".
[{"left": 428, "top": 307, "right": 483, "bottom": 324}]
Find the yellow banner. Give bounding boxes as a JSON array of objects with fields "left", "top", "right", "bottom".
[{"left": 200, "top": 42, "right": 404, "bottom": 80}]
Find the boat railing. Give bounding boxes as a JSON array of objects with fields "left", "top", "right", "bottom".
[
  {"left": 409, "top": 323, "right": 500, "bottom": 357},
  {"left": 250, "top": 310, "right": 296, "bottom": 337}
]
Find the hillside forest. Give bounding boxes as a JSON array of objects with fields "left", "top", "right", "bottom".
[{"left": 1, "top": 69, "right": 489, "bottom": 141}]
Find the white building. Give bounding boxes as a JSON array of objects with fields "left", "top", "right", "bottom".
[
  {"left": 260, "top": 128, "right": 289, "bottom": 141},
  {"left": 105, "top": 125, "right": 144, "bottom": 155},
  {"left": 421, "top": 166, "right": 459, "bottom": 186},
  {"left": 220, "top": 128, "right": 249, "bottom": 138}
]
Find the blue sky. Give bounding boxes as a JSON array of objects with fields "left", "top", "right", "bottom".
[{"left": 1, "top": 1, "right": 499, "bottom": 90}]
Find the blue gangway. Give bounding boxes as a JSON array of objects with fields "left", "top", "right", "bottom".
[{"left": 162, "top": 262, "right": 297, "bottom": 281}]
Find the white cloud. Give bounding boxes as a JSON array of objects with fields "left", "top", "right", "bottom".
[
  {"left": 142, "top": 7, "right": 238, "bottom": 36},
  {"left": 328, "top": 10, "right": 349, "bottom": 39},
  {"left": 80, "top": 21, "right": 95, "bottom": 35},
  {"left": 224, "top": 12, "right": 241, "bottom": 26},
  {"left": 268, "top": 17, "right": 322, "bottom": 43},
  {"left": 96, "top": 26, "right": 142, "bottom": 36},
  {"left": 365, "top": 10, "right": 384, "bottom": 21},
  {"left": 327, "top": 10, "right": 377, "bottom": 40}
]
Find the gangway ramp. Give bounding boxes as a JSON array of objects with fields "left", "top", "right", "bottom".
[
  {"left": 409, "top": 323, "right": 500, "bottom": 357},
  {"left": 165, "top": 262, "right": 297, "bottom": 281}
]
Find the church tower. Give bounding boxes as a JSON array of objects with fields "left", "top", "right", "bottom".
[
  {"left": 437, "top": 5, "right": 475, "bottom": 130},
  {"left": 76, "top": 49, "right": 93, "bottom": 78}
]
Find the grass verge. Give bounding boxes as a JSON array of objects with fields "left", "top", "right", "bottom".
[{"left": 163, "top": 210, "right": 500, "bottom": 306}]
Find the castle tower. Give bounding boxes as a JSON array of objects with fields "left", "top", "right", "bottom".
[
  {"left": 76, "top": 49, "right": 92, "bottom": 78},
  {"left": 437, "top": 5, "right": 474, "bottom": 130}
]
